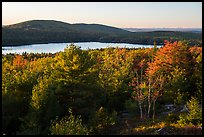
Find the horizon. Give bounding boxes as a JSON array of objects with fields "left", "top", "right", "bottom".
[
  {"left": 2, "top": 2, "right": 202, "bottom": 28},
  {"left": 2, "top": 19, "right": 202, "bottom": 29}
]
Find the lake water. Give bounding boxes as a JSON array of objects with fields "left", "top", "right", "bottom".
[{"left": 2, "top": 42, "right": 162, "bottom": 54}]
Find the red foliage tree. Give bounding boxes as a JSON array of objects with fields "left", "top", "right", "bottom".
[{"left": 13, "top": 55, "right": 28, "bottom": 69}]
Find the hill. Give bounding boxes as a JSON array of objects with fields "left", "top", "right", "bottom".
[
  {"left": 2, "top": 20, "right": 202, "bottom": 46},
  {"left": 122, "top": 28, "right": 202, "bottom": 33}
]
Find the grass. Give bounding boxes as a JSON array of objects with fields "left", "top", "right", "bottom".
[
  {"left": 97, "top": 114, "right": 202, "bottom": 135},
  {"left": 130, "top": 116, "right": 202, "bottom": 135}
]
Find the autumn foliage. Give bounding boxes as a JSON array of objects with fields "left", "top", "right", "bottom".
[{"left": 2, "top": 41, "right": 202, "bottom": 135}]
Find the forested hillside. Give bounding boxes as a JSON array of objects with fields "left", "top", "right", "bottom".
[
  {"left": 2, "top": 20, "right": 202, "bottom": 46},
  {"left": 2, "top": 41, "right": 202, "bottom": 135}
]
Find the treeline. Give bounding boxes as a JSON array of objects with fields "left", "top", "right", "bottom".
[
  {"left": 2, "top": 41, "right": 202, "bottom": 135},
  {"left": 2, "top": 20, "right": 202, "bottom": 46}
]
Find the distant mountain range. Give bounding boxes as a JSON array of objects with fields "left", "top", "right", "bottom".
[
  {"left": 2, "top": 20, "right": 202, "bottom": 46},
  {"left": 122, "top": 28, "right": 202, "bottom": 33}
]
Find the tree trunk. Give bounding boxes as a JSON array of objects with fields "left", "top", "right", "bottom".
[
  {"left": 153, "top": 99, "right": 156, "bottom": 122},
  {"left": 139, "top": 101, "right": 143, "bottom": 120},
  {"left": 147, "top": 80, "right": 151, "bottom": 118},
  {"left": 143, "top": 103, "right": 146, "bottom": 118},
  {"left": 147, "top": 99, "right": 151, "bottom": 118}
]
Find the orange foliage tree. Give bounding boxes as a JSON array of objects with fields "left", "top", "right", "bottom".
[
  {"left": 146, "top": 41, "right": 193, "bottom": 121},
  {"left": 129, "top": 48, "right": 153, "bottom": 119},
  {"left": 12, "top": 55, "right": 28, "bottom": 69}
]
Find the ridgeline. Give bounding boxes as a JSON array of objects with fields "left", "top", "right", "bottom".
[{"left": 2, "top": 20, "right": 202, "bottom": 46}]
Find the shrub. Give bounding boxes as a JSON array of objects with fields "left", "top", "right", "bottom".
[
  {"left": 165, "top": 113, "right": 179, "bottom": 124},
  {"left": 89, "top": 107, "right": 118, "bottom": 132},
  {"left": 177, "top": 97, "right": 202, "bottom": 126},
  {"left": 50, "top": 108, "right": 89, "bottom": 135}
]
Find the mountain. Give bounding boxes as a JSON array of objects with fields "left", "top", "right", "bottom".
[
  {"left": 5, "top": 20, "right": 131, "bottom": 36},
  {"left": 2, "top": 20, "right": 202, "bottom": 46},
  {"left": 2, "top": 20, "right": 132, "bottom": 46},
  {"left": 122, "top": 28, "right": 202, "bottom": 33}
]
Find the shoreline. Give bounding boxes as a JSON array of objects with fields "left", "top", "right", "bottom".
[{"left": 2, "top": 41, "right": 164, "bottom": 47}]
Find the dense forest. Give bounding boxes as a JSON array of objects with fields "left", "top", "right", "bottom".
[
  {"left": 2, "top": 20, "right": 202, "bottom": 46},
  {"left": 2, "top": 41, "right": 202, "bottom": 135}
]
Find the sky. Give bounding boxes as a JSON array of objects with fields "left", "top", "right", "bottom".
[{"left": 2, "top": 2, "right": 202, "bottom": 28}]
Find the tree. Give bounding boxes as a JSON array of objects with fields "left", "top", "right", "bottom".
[
  {"left": 146, "top": 41, "right": 193, "bottom": 108},
  {"left": 51, "top": 44, "right": 103, "bottom": 119},
  {"left": 129, "top": 77, "right": 147, "bottom": 119},
  {"left": 151, "top": 74, "right": 165, "bottom": 122},
  {"left": 129, "top": 48, "right": 151, "bottom": 119},
  {"left": 189, "top": 46, "right": 202, "bottom": 101},
  {"left": 2, "top": 55, "right": 33, "bottom": 134},
  {"left": 97, "top": 47, "right": 134, "bottom": 111},
  {"left": 145, "top": 41, "right": 193, "bottom": 121},
  {"left": 12, "top": 55, "right": 28, "bottom": 69}
]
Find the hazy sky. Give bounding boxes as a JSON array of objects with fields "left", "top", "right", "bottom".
[{"left": 2, "top": 2, "right": 202, "bottom": 28}]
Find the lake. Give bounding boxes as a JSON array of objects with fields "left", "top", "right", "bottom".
[{"left": 2, "top": 42, "right": 162, "bottom": 54}]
